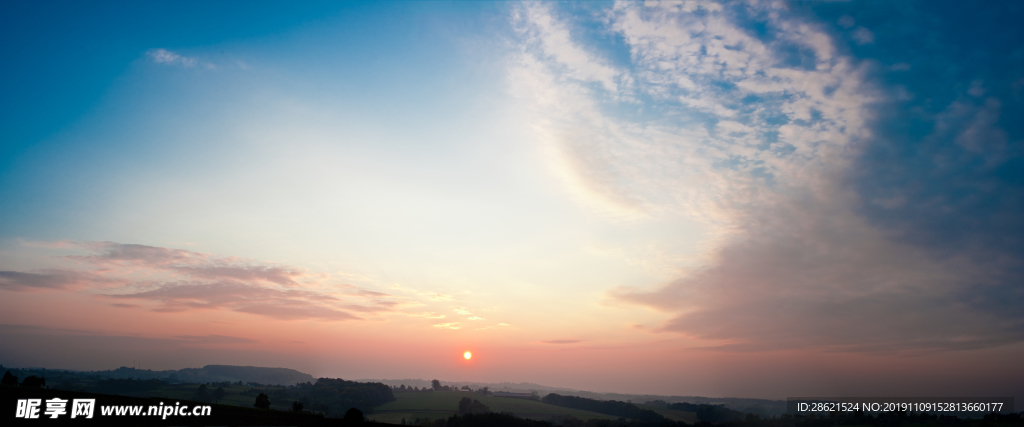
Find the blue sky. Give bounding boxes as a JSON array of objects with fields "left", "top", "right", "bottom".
[{"left": 1, "top": 1, "right": 1022, "bottom": 399}]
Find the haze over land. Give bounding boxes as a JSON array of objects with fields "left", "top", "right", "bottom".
[{"left": 1, "top": 1, "right": 1022, "bottom": 401}]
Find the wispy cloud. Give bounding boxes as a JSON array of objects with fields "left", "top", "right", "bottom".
[
  {"left": 3, "top": 242, "right": 402, "bottom": 322},
  {"left": 0, "top": 270, "right": 126, "bottom": 292},
  {"left": 173, "top": 334, "right": 258, "bottom": 344},
  {"left": 147, "top": 48, "right": 199, "bottom": 67},
  {"left": 851, "top": 27, "right": 875, "bottom": 45}
]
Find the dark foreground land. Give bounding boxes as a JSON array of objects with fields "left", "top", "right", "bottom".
[
  {"left": 2, "top": 386, "right": 381, "bottom": 426},
  {"left": 5, "top": 386, "right": 1023, "bottom": 427}
]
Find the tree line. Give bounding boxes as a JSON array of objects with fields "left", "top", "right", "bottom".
[{"left": 542, "top": 393, "right": 667, "bottom": 422}]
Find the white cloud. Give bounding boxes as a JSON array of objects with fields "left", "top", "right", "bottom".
[
  {"left": 147, "top": 48, "right": 199, "bottom": 67},
  {"left": 513, "top": 3, "right": 624, "bottom": 94}
]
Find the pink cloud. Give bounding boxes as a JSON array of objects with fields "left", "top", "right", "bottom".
[
  {"left": 3, "top": 241, "right": 403, "bottom": 322},
  {"left": 106, "top": 281, "right": 363, "bottom": 321},
  {"left": 0, "top": 270, "right": 124, "bottom": 292}
]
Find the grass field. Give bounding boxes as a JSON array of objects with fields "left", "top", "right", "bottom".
[{"left": 370, "top": 391, "right": 619, "bottom": 424}]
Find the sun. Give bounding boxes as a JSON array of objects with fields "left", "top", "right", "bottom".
[{"left": 463, "top": 351, "right": 472, "bottom": 360}]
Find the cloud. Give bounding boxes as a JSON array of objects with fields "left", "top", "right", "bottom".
[
  {"left": 851, "top": 27, "right": 875, "bottom": 45},
  {"left": 541, "top": 339, "right": 581, "bottom": 344},
  {"left": 107, "top": 281, "right": 364, "bottom": 321},
  {"left": 0, "top": 270, "right": 123, "bottom": 292},
  {"left": 147, "top": 48, "right": 199, "bottom": 67},
  {"left": 170, "top": 265, "right": 303, "bottom": 287},
  {"left": 513, "top": 3, "right": 624, "bottom": 94},
  {"left": 512, "top": 1, "right": 1022, "bottom": 354},
  {"left": 432, "top": 322, "right": 461, "bottom": 330},
  {"left": 3, "top": 241, "right": 404, "bottom": 322},
  {"left": 74, "top": 242, "right": 205, "bottom": 265},
  {"left": 172, "top": 334, "right": 258, "bottom": 344},
  {"left": 837, "top": 15, "right": 856, "bottom": 29}
]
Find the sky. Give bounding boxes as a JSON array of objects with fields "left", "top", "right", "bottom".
[{"left": 1, "top": 0, "right": 1022, "bottom": 400}]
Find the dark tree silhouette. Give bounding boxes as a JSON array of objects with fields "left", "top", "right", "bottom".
[
  {"left": 21, "top": 375, "right": 45, "bottom": 388},
  {"left": 457, "top": 396, "right": 491, "bottom": 414},
  {"left": 254, "top": 392, "right": 271, "bottom": 409},
  {"left": 212, "top": 386, "right": 225, "bottom": 403},
  {"left": 344, "top": 407, "right": 364, "bottom": 422},
  {"left": 194, "top": 383, "right": 211, "bottom": 402},
  {"left": 542, "top": 393, "right": 664, "bottom": 422},
  {"left": 431, "top": 379, "right": 442, "bottom": 391},
  {"left": 292, "top": 401, "right": 304, "bottom": 412},
  {"left": 1, "top": 370, "right": 18, "bottom": 387}
]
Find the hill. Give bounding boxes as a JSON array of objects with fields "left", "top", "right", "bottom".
[{"left": 68, "top": 365, "right": 314, "bottom": 385}]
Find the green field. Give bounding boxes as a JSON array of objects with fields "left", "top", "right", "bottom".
[{"left": 370, "top": 391, "right": 619, "bottom": 424}]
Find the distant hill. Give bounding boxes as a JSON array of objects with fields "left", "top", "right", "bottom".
[
  {"left": 85, "top": 365, "right": 314, "bottom": 385},
  {"left": 178, "top": 365, "right": 314, "bottom": 385}
]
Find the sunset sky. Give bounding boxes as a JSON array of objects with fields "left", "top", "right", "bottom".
[{"left": 1, "top": 1, "right": 1022, "bottom": 400}]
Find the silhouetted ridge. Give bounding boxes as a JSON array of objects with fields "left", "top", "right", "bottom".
[{"left": 542, "top": 393, "right": 666, "bottom": 422}]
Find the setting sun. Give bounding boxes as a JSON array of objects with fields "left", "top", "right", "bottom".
[{"left": 463, "top": 351, "right": 472, "bottom": 360}]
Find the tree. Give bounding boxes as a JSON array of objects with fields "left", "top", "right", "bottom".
[
  {"left": 1, "top": 370, "right": 18, "bottom": 387},
  {"left": 21, "top": 375, "right": 45, "bottom": 388},
  {"left": 459, "top": 397, "right": 472, "bottom": 414},
  {"left": 344, "top": 407, "right": 364, "bottom": 422},
  {"left": 464, "top": 399, "right": 490, "bottom": 414},
  {"left": 194, "top": 384, "right": 210, "bottom": 403},
  {"left": 431, "top": 379, "right": 441, "bottom": 391},
  {"left": 212, "top": 386, "right": 225, "bottom": 403},
  {"left": 254, "top": 393, "right": 271, "bottom": 409},
  {"left": 292, "top": 401, "right": 304, "bottom": 412}
]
